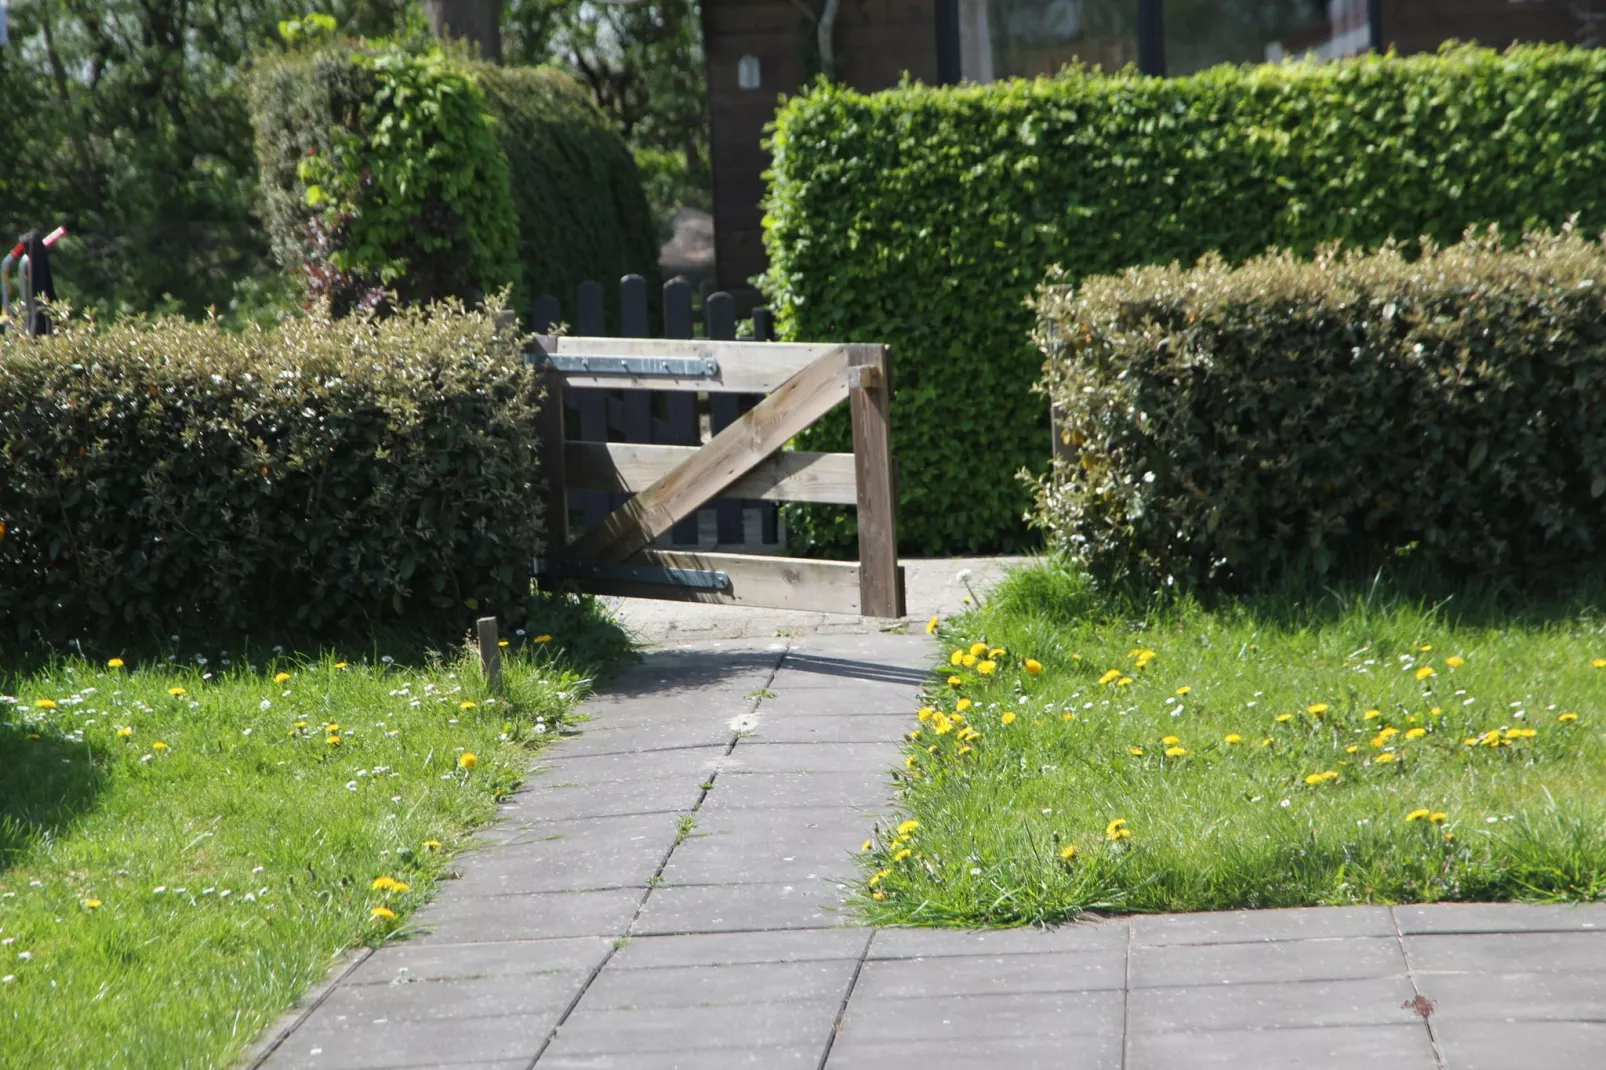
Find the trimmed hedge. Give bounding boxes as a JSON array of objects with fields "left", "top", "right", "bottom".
[
  {"left": 474, "top": 64, "right": 662, "bottom": 328},
  {"left": 1033, "top": 227, "right": 1606, "bottom": 589},
  {"left": 762, "top": 44, "right": 1606, "bottom": 556},
  {"left": 0, "top": 304, "right": 543, "bottom": 645},
  {"left": 250, "top": 41, "right": 521, "bottom": 314}
]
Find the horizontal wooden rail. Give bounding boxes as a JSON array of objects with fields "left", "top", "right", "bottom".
[
  {"left": 573, "top": 550, "right": 885, "bottom": 615},
  {"left": 565, "top": 442, "right": 857, "bottom": 505},
  {"left": 532, "top": 335, "right": 843, "bottom": 394}
]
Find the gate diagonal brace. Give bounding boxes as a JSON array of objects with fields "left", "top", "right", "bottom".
[{"left": 535, "top": 558, "right": 731, "bottom": 592}]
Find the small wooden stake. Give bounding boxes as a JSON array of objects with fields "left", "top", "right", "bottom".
[{"left": 476, "top": 617, "right": 503, "bottom": 694}]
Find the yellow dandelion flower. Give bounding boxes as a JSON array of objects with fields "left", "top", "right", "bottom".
[
  {"left": 274, "top": 672, "right": 291, "bottom": 683},
  {"left": 1364, "top": 709, "right": 1381, "bottom": 720},
  {"left": 956, "top": 698, "right": 972, "bottom": 713},
  {"left": 1117, "top": 676, "right": 1134, "bottom": 686},
  {"left": 1024, "top": 658, "right": 1043, "bottom": 676},
  {"left": 861, "top": 839, "right": 873, "bottom": 852},
  {"left": 1375, "top": 752, "right": 1398, "bottom": 763},
  {"left": 893, "top": 848, "right": 912, "bottom": 862},
  {"left": 932, "top": 714, "right": 953, "bottom": 735},
  {"left": 326, "top": 734, "right": 341, "bottom": 745},
  {"left": 167, "top": 687, "right": 185, "bottom": 697},
  {"left": 1129, "top": 746, "right": 1144, "bottom": 756},
  {"left": 1275, "top": 713, "right": 1293, "bottom": 723},
  {"left": 958, "top": 744, "right": 974, "bottom": 755},
  {"left": 1307, "top": 703, "right": 1329, "bottom": 715},
  {"left": 534, "top": 635, "right": 552, "bottom": 644},
  {"left": 1419, "top": 645, "right": 1432, "bottom": 652},
  {"left": 1161, "top": 735, "right": 1180, "bottom": 745},
  {"left": 948, "top": 675, "right": 964, "bottom": 687},
  {"left": 83, "top": 898, "right": 102, "bottom": 910},
  {"left": 1593, "top": 659, "right": 1606, "bottom": 668},
  {"left": 1260, "top": 737, "right": 1273, "bottom": 747},
  {"left": 905, "top": 755, "right": 917, "bottom": 768},
  {"left": 1559, "top": 712, "right": 1579, "bottom": 723},
  {"left": 116, "top": 726, "right": 132, "bottom": 739},
  {"left": 969, "top": 642, "right": 988, "bottom": 657},
  {"left": 1405, "top": 727, "right": 1427, "bottom": 740},
  {"left": 1429, "top": 812, "right": 1448, "bottom": 823},
  {"left": 1062, "top": 712, "right": 1075, "bottom": 721},
  {"left": 106, "top": 658, "right": 124, "bottom": 669},
  {"left": 950, "top": 650, "right": 964, "bottom": 666},
  {"left": 1105, "top": 818, "right": 1131, "bottom": 841},
  {"left": 334, "top": 662, "right": 349, "bottom": 670},
  {"left": 1060, "top": 844, "right": 1078, "bottom": 860},
  {"left": 458, "top": 752, "right": 477, "bottom": 770},
  {"left": 1165, "top": 746, "right": 1187, "bottom": 757},
  {"left": 35, "top": 698, "right": 59, "bottom": 709},
  {"left": 1372, "top": 728, "right": 1398, "bottom": 747},
  {"left": 1430, "top": 707, "right": 1442, "bottom": 715},
  {"left": 370, "top": 906, "right": 397, "bottom": 921},
  {"left": 1415, "top": 666, "right": 1436, "bottom": 680},
  {"left": 1176, "top": 685, "right": 1191, "bottom": 695},
  {"left": 977, "top": 660, "right": 997, "bottom": 675},
  {"left": 1098, "top": 669, "right": 1122, "bottom": 685},
  {"left": 1303, "top": 770, "right": 1338, "bottom": 785},
  {"left": 1345, "top": 744, "right": 1359, "bottom": 753},
  {"left": 988, "top": 648, "right": 1006, "bottom": 659},
  {"left": 868, "top": 868, "right": 892, "bottom": 886},
  {"left": 962, "top": 654, "right": 979, "bottom": 667},
  {"left": 459, "top": 700, "right": 477, "bottom": 710},
  {"left": 927, "top": 617, "right": 940, "bottom": 635},
  {"left": 1405, "top": 808, "right": 1431, "bottom": 822},
  {"left": 897, "top": 820, "right": 919, "bottom": 835},
  {"left": 1001, "top": 711, "right": 1017, "bottom": 725},
  {"left": 917, "top": 707, "right": 934, "bottom": 723},
  {"left": 498, "top": 640, "right": 509, "bottom": 648},
  {"left": 1446, "top": 656, "right": 1464, "bottom": 668},
  {"left": 152, "top": 741, "right": 169, "bottom": 752},
  {"left": 423, "top": 840, "right": 442, "bottom": 851}
]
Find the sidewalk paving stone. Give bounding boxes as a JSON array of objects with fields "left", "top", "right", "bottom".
[{"left": 256, "top": 586, "right": 1606, "bottom": 1070}]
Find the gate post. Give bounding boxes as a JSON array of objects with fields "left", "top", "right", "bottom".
[
  {"left": 849, "top": 344, "right": 903, "bottom": 618},
  {"left": 536, "top": 366, "right": 569, "bottom": 559}
]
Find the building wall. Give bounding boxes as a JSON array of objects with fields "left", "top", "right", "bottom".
[
  {"left": 1379, "top": 0, "right": 1603, "bottom": 54},
  {"left": 703, "top": 0, "right": 940, "bottom": 302}
]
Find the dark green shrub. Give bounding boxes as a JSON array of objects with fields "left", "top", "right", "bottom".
[
  {"left": 1033, "top": 227, "right": 1606, "bottom": 590},
  {"left": 474, "top": 64, "right": 662, "bottom": 326},
  {"left": 763, "top": 44, "right": 1606, "bottom": 556},
  {"left": 249, "top": 40, "right": 521, "bottom": 314},
  {"left": 0, "top": 303, "right": 543, "bottom": 645}
]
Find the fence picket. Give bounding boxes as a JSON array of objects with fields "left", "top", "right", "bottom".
[{"left": 662, "top": 277, "right": 700, "bottom": 545}]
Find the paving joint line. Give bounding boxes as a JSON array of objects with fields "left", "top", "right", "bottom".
[
  {"left": 1390, "top": 905, "right": 1448, "bottom": 1069},
  {"left": 816, "top": 928, "right": 876, "bottom": 1069},
  {"left": 524, "top": 645, "right": 788, "bottom": 1068},
  {"left": 245, "top": 946, "right": 374, "bottom": 1068},
  {"left": 1119, "top": 920, "right": 1133, "bottom": 1070}
]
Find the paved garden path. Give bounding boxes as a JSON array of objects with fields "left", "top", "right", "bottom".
[{"left": 251, "top": 565, "right": 1606, "bottom": 1070}]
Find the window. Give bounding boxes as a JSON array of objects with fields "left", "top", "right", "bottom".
[{"left": 952, "top": 0, "right": 1375, "bottom": 82}]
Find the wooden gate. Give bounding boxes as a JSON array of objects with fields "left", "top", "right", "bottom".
[{"left": 532, "top": 333, "right": 905, "bottom": 618}]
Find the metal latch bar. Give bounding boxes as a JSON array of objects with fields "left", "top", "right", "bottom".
[
  {"left": 530, "top": 352, "right": 720, "bottom": 378},
  {"left": 537, "top": 558, "right": 731, "bottom": 592}
]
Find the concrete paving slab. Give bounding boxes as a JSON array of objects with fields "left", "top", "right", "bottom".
[
  {"left": 833, "top": 988, "right": 1125, "bottom": 1041},
  {"left": 1124, "top": 1022, "right": 1439, "bottom": 1070},
  {"left": 269, "top": 1012, "right": 549, "bottom": 1070},
  {"left": 531, "top": 745, "right": 726, "bottom": 784},
  {"left": 743, "top": 712, "right": 914, "bottom": 744},
  {"left": 544, "top": 717, "right": 736, "bottom": 758},
  {"left": 657, "top": 806, "right": 868, "bottom": 886},
  {"left": 482, "top": 774, "right": 705, "bottom": 826},
  {"left": 720, "top": 741, "right": 903, "bottom": 775},
  {"left": 580, "top": 956, "right": 860, "bottom": 1009},
  {"left": 1408, "top": 968, "right": 1606, "bottom": 1022},
  {"left": 407, "top": 888, "right": 643, "bottom": 945},
  {"left": 542, "top": 998, "right": 843, "bottom": 1056},
  {"left": 1131, "top": 906, "right": 1396, "bottom": 947},
  {"left": 1128, "top": 975, "right": 1421, "bottom": 1031},
  {"left": 704, "top": 769, "right": 897, "bottom": 810},
  {"left": 867, "top": 918, "right": 1130, "bottom": 957},
  {"left": 1130, "top": 935, "right": 1406, "bottom": 989},
  {"left": 1432, "top": 1020, "right": 1606, "bottom": 1070},
  {"left": 609, "top": 928, "right": 870, "bottom": 970},
  {"left": 1392, "top": 901, "right": 1606, "bottom": 934},
  {"left": 748, "top": 686, "right": 931, "bottom": 717},
  {"left": 1403, "top": 929, "right": 1606, "bottom": 975},
  {"left": 632, "top": 879, "right": 853, "bottom": 935},
  {"left": 867, "top": 922, "right": 1129, "bottom": 960},
  {"left": 447, "top": 813, "right": 677, "bottom": 895},
  {"left": 850, "top": 949, "right": 1125, "bottom": 999},
  {"left": 824, "top": 1034, "right": 1121, "bottom": 1070},
  {"left": 312, "top": 971, "right": 577, "bottom": 1025},
  {"left": 343, "top": 937, "right": 611, "bottom": 987},
  {"left": 541, "top": 1049, "right": 819, "bottom": 1070}
]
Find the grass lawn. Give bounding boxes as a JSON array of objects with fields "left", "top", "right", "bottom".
[
  {"left": 861, "top": 560, "right": 1606, "bottom": 927},
  {"left": 0, "top": 610, "right": 618, "bottom": 1067}
]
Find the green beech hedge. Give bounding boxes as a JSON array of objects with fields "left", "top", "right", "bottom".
[
  {"left": 1034, "top": 227, "right": 1606, "bottom": 589},
  {"left": 0, "top": 304, "right": 543, "bottom": 645},
  {"left": 762, "top": 44, "right": 1606, "bottom": 556}
]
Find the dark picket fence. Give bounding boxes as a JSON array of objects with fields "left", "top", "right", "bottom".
[{"left": 531, "top": 274, "right": 781, "bottom": 550}]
